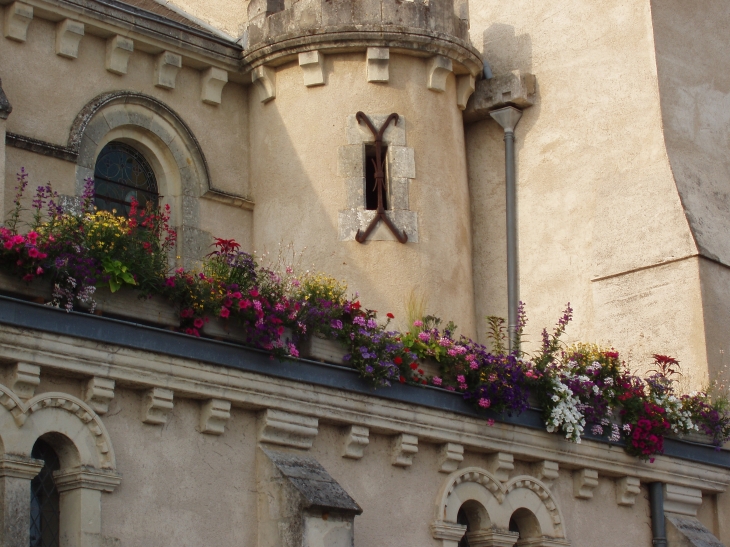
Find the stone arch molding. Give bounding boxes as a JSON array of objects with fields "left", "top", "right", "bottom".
[
  {"left": 432, "top": 467, "right": 570, "bottom": 547},
  {"left": 68, "top": 91, "right": 216, "bottom": 265},
  {"left": 0, "top": 384, "right": 116, "bottom": 470},
  {"left": 70, "top": 91, "right": 210, "bottom": 197}
]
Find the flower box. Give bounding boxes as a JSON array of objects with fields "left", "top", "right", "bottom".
[
  {"left": 300, "top": 334, "right": 349, "bottom": 366},
  {"left": 0, "top": 271, "right": 52, "bottom": 301},
  {"left": 83, "top": 288, "right": 180, "bottom": 328},
  {"left": 203, "top": 317, "right": 249, "bottom": 343},
  {"left": 416, "top": 358, "right": 441, "bottom": 378},
  {"left": 671, "top": 431, "right": 714, "bottom": 446}
]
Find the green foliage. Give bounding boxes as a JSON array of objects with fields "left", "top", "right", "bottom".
[{"left": 101, "top": 258, "right": 136, "bottom": 293}]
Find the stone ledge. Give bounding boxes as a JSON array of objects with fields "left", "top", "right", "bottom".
[{"left": 0, "top": 295, "right": 728, "bottom": 494}]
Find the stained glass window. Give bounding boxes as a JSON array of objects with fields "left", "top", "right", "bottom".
[
  {"left": 29, "top": 439, "right": 61, "bottom": 547},
  {"left": 93, "top": 141, "right": 158, "bottom": 216}
]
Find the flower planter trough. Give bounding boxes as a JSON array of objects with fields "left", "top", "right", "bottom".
[
  {"left": 82, "top": 288, "right": 180, "bottom": 328},
  {"left": 0, "top": 272, "right": 52, "bottom": 301},
  {"left": 203, "top": 317, "right": 249, "bottom": 343},
  {"left": 300, "top": 334, "right": 349, "bottom": 366},
  {"left": 416, "top": 358, "right": 441, "bottom": 378}
]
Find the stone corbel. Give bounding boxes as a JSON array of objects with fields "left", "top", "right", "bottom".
[
  {"left": 534, "top": 460, "right": 559, "bottom": 488},
  {"left": 201, "top": 67, "right": 228, "bottom": 105},
  {"left": 573, "top": 468, "right": 598, "bottom": 499},
  {"left": 298, "top": 50, "right": 325, "bottom": 87},
  {"left": 431, "top": 520, "right": 468, "bottom": 547},
  {"left": 105, "top": 35, "right": 134, "bottom": 75},
  {"left": 141, "top": 387, "right": 174, "bottom": 425},
  {"left": 664, "top": 484, "right": 703, "bottom": 516},
  {"left": 367, "top": 47, "right": 389, "bottom": 83},
  {"left": 486, "top": 452, "right": 514, "bottom": 482},
  {"left": 439, "top": 443, "right": 464, "bottom": 473},
  {"left": 342, "top": 425, "right": 369, "bottom": 459},
  {"left": 258, "top": 408, "right": 318, "bottom": 449},
  {"left": 200, "top": 398, "right": 231, "bottom": 435},
  {"left": 616, "top": 476, "right": 641, "bottom": 506},
  {"left": 3, "top": 2, "right": 33, "bottom": 42},
  {"left": 456, "top": 74, "right": 476, "bottom": 110},
  {"left": 55, "top": 19, "right": 84, "bottom": 59},
  {"left": 252, "top": 65, "right": 276, "bottom": 103},
  {"left": 463, "top": 71, "right": 537, "bottom": 123},
  {"left": 391, "top": 433, "right": 418, "bottom": 467},
  {"left": 154, "top": 51, "right": 182, "bottom": 89},
  {"left": 9, "top": 361, "right": 40, "bottom": 401},
  {"left": 83, "top": 377, "right": 115, "bottom": 415},
  {"left": 427, "top": 55, "right": 452, "bottom": 92}
]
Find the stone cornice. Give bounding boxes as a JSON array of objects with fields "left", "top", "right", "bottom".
[
  {"left": 0, "top": 296, "right": 728, "bottom": 493},
  {"left": 3, "top": 0, "right": 244, "bottom": 75},
  {"left": 242, "top": 25, "right": 483, "bottom": 76}
]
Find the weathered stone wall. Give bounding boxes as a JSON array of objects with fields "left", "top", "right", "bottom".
[
  {"left": 465, "top": 0, "right": 708, "bottom": 383},
  {"left": 650, "top": 0, "right": 730, "bottom": 386}
]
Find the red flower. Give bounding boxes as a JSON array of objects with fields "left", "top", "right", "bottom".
[
  {"left": 410, "top": 363, "right": 418, "bottom": 370},
  {"left": 220, "top": 307, "right": 230, "bottom": 318},
  {"left": 351, "top": 301, "right": 361, "bottom": 310},
  {"left": 394, "top": 357, "right": 403, "bottom": 365},
  {"left": 193, "top": 318, "right": 204, "bottom": 329},
  {"left": 387, "top": 312, "right": 394, "bottom": 319},
  {"left": 399, "top": 376, "right": 406, "bottom": 383}
]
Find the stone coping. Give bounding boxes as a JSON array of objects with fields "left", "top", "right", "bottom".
[{"left": 0, "top": 294, "right": 727, "bottom": 471}]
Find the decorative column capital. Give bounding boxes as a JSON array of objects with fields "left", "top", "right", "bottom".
[
  {"left": 53, "top": 465, "right": 122, "bottom": 493},
  {"left": 0, "top": 454, "right": 43, "bottom": 480}
]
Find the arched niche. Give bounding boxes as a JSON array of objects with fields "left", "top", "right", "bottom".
[
  {"left": 69, "top": 91, "right": 213, "bottom": 265},
  {"left": 432, "top": 468, "right": 570, "bottom": 547}
]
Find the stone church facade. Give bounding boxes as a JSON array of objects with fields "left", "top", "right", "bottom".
[{"left": 0, "top": 0, "right": 729, "bottom": 546}]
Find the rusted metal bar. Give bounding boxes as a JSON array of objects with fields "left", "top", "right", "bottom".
[{"left": 354, "top": 111, "right": 408, "bottom": 244}]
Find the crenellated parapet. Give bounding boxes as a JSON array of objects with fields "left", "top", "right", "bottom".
[{"left": 242, "top": 0, "right": 482, "bottom": 77}]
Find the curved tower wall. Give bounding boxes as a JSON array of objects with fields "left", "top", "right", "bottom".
[{"left": 244, "top": 0, "right": 482, "bottom": 335}]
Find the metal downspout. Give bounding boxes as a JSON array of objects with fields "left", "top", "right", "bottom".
[
  {"left": 649, "top": 482, "right": 668, "bottom": 547},
  {"left": 489, "top": 106, "right": 523, "bottom": 350}
]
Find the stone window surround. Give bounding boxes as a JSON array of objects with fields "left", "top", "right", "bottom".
[
  {"left": 72, "top": 91, "right": 217, "bottom": 267},
  {"left": 0, "top": 385, "right": 121, "bottom": 546},
  {"left": 337, "top": 113, "right": 418, "bottom": 242}
]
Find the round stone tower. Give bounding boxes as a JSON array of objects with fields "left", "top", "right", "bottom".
[{"left": 243, "top": 0, "right": 482, "bottom": 334}]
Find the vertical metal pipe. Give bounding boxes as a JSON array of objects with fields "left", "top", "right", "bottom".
[
  {"left": 489, "top": 107, "right": 523, "bottom": 350},
  {"left": 649, "top": 482, "right": 667, "bottom": 547}
]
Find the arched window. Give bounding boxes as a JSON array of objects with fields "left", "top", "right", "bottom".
[
  {"left": 29, "top": 439, "right": 61, "bottom": 547},
  {"left": 93, "top": 141, "right": 158, "bottom": 216}
]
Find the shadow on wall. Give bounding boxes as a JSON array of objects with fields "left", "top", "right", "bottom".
[
  {"left": 482, "top": 23, "right": 533, "bottom": 76},
  {"left": 468, "top": 24, "right": 540, "bottom": 345}
]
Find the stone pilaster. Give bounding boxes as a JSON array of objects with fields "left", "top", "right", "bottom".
[{"left": 0, "top": 455, "right": 43, "bottom": 547}]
